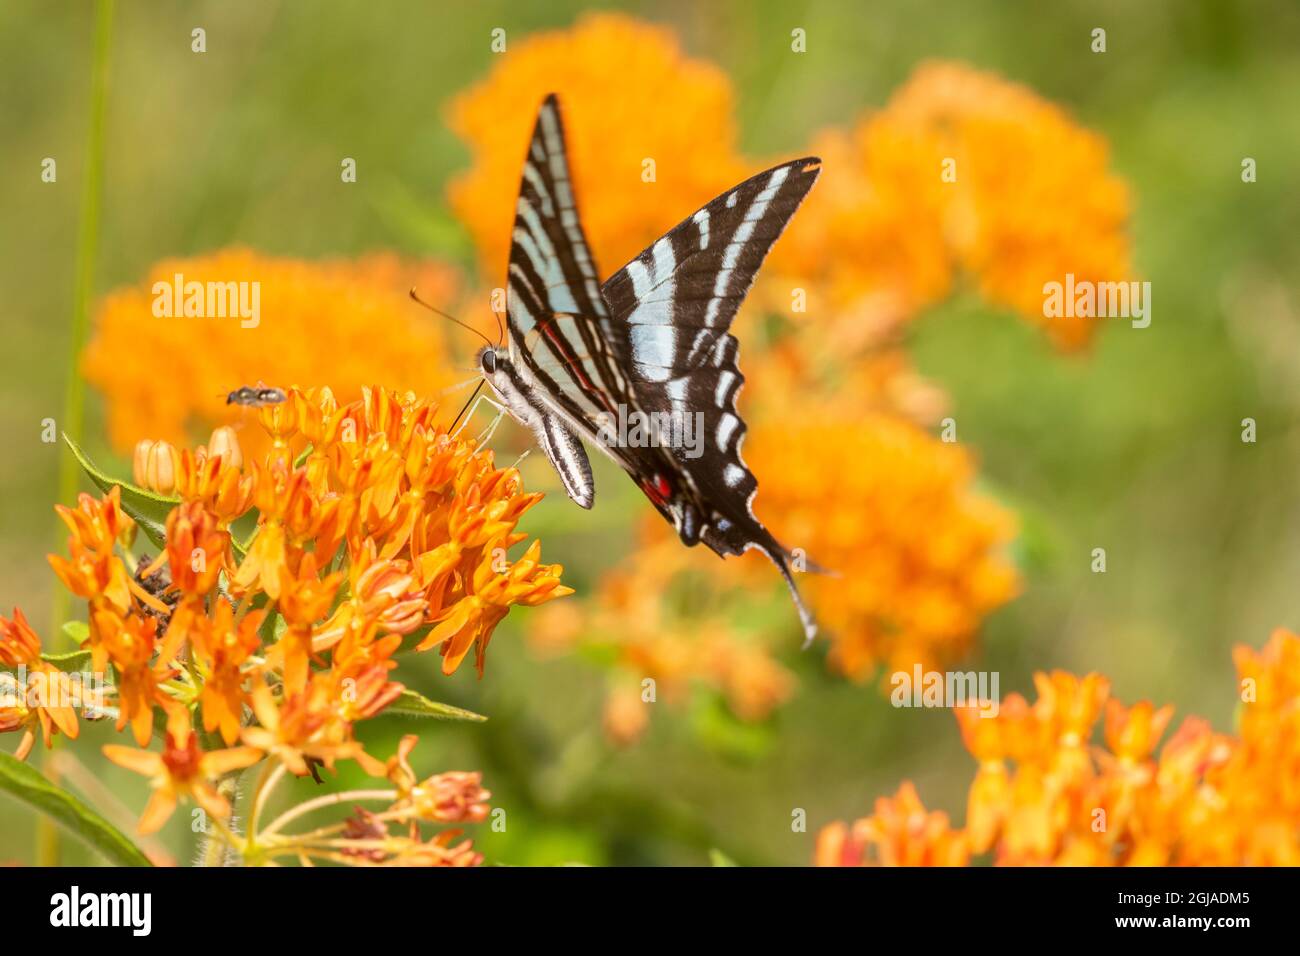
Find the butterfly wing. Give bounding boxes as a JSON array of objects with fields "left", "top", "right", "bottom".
[
  {"left": 600, "top": 158, "right": 823, "bottom": 641},
  {"left": 502, "top": 94, "right": 678, "bottom": 507}
]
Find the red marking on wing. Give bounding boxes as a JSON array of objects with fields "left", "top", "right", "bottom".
[{"left": 642, "top": 473, "right": 672, "bottom": 506}]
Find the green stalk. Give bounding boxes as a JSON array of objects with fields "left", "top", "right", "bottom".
[{"left": 40, "top": 0, "right": 115, "bottom": 868}]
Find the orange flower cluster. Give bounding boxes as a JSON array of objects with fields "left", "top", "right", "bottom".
[
  {"left": 742, "top": 403, "right": 1019, "bottom": 681},
  {"left": 775, "top": 61, "right": 1133, "bottom": 351},
  {"left": 816, "top": 629, "right": 1300, "bottom": 866},
  {"left": 14, "top": 386, "right": 570, "bottom": 864},
  {"left": 82, "top": 249, "right": 466, "bottom": 459},
  {"left": 529, "top": 532, "right": 796, "bottom": 746}
]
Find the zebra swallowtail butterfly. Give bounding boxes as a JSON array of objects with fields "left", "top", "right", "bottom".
[{"left": 474, "top": 94, "right": 822, "bottom": 643}]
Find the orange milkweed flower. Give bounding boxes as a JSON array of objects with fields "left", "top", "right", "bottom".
[
  {"left": 420, "top": 538, "right": 572, "bottom": 676},
  {"left": 274, "top": 552, "right": 345, "bottom": 696},
  {"left": 0, "top": 608, "right": 42, "bottom": 669},
  {"left": 47, "top": 489, "right": 135, "bottom": 616},
  {"left": 240, "top": 673, "right": 373, "bottom": 778},
  {"left": 93, "top": 609, "right": 180, "bottom": 746},
  {"left": 189, "top": 602, "right": 264, "bottom": 746},
  {"left": 0, "top": 610, "right": 81, "bottom": 760},
  {"left": 380, "top": 735, "right": 492, "bottom": 824},
  {"left": 156, "top": 499, "right": 230, "bottom": 597},
  {"left": 820, "top": 630, "right": 1300, "bottom": 866},
  {"left": 386, "top": 829, "right": 484, "bottom": 868},
  {"left": 815, "top": 782, "right": 970, "bottom": 867},
  {"left": 171, "top": 435, "right": 257, "bottom": 524},
  {"left": 103, "top": 710, "right": 261, "bottom": 834}
]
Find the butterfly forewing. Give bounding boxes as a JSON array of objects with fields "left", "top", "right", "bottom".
[
  {"left": 506, "top": 95, "right": 632, "bottom": 426},
  {"left": 501, "top": 95, "right": 677, "bottom": 508}
]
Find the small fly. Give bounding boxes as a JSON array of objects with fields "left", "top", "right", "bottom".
[{"left": 226, "top": 384, "right": 287, "bottom": 407}]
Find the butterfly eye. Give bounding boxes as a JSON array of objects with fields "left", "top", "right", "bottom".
[{"left": 481, "top": 349, "right": 497, "bottom": 375}]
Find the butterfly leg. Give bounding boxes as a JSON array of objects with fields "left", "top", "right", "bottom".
[
  {"left": 451, "top": 392, "right": 508, "bottom": 439},
  {"left": 475, "top": 405, "right": 508, "bottom": 447}
]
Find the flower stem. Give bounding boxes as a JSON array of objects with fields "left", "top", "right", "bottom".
[
  {"left": 246, "top": 760, "right": 287, "bottom": 846},
  {"left": 39, "top": 0, "right": 114, "bottom": 869},
  {"left": 260, "top": 789, "right": 397, "bottom": 839}
]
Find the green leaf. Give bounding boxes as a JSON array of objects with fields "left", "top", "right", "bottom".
[
  {"left": 62, "top": 433, "right": 177, "bottom": 551},
  {"left": 0, "top": 752, "right": 151, "bottom": 866},
  {"left": 39, "top": 649, "right": 94, "bottom": 672},
  {"left": 387, "top": 688, "right": 486, "bottom": 722}
]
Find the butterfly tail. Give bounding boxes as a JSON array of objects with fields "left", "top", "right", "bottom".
[{"left": 753, "top": 542, "right": 820, "bottom": 649}]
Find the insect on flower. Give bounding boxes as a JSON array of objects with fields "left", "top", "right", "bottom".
[{"left": 226, "top": 384, "right": 287, "bottom": 407}]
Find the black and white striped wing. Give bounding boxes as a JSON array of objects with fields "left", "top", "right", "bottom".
[
  {"left": 599, "top": 158, "right": 822, "bottom": 530},
  {"left": 505, "top": 95, "right": 636, "bottom": 433},
  {"left": 600, "top": 158, "right": 822, "bottom": 641}
]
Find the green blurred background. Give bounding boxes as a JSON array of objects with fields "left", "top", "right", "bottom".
[{"left": 2, "top": 0, "right": 1299, "bottom": 865}]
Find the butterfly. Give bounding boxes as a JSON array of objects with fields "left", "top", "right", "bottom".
[{"left": 474, "top": 94, "right": 823, "bottom": 643}]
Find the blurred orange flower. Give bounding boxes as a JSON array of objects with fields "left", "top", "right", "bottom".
[
  {"left": 447, "top": 11, "right": 748, "bottom": 280},
  {"left": 815, "top": 782, "right": 969, "bottom": 867},
  {"left": 744, "top": 404, "right": 1019, "bottom": 681},
  {"left": 83, "top": 249, "right": 466, "bottom": 459},
  {"left": 773, "top": 60, "right": 1133, "bottom": 350}
]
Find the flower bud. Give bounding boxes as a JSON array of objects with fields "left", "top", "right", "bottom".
[
  {"left": 132, "top": 439, "right": 179, "bottom": 494},
  {"left": 207, "top": 426, "right": 243, "bottom": 471}
]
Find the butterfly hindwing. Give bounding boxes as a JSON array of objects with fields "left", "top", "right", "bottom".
[
  {"left": 534, "top": 410, "right": 595, "bottom": 509},
  {"left": 599, "top": 158, "right": 821, "bottom": 530},
  {"left": 599, "top": 157, "right": 823, "bottom": 642}
]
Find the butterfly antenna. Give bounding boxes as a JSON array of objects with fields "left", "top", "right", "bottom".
[{"left": 409, "top": 288, "right": 495, "bottom": 351}]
